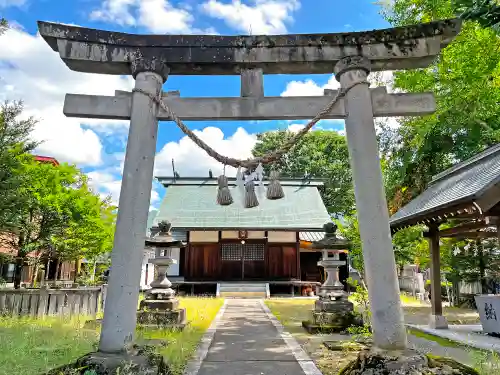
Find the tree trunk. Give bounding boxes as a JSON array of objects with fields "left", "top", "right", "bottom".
[
  {"left": 91, "top": 261, "right": 97, "bottom": 282},
  {"left": 45, "top": 258, "right": 51, "bottom": 280},
  {"left": 477, "top": 240, "right": 487, "bottom": 294},
  {"left": 55, "top": 259, "right": 61, "bottom": 281},
  {"left": 451, "top": 279, "right": 460, "bottom": 307},
  {"left": 32, "top": 261, "right": 39, "bottom": 287},
  {"left": 73, "top": 260, "right": 79, "bottom": 283},
  {"left": 13, "top": 255, "right": 24, "bottom": 289}
]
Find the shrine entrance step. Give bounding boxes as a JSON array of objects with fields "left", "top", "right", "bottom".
[{"left": 218, "top": 283, "right": 269, "bottom": 299}]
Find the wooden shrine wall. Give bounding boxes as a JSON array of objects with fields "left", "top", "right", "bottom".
[
  {"left": 267, "top": 245, "right": 300, "bottom": 280},
  {"left": 185, "top": 243, "right": 220, "bottom": 281},
  {"left": 184, "top": 241, "right": 300, "bottom": 281}
]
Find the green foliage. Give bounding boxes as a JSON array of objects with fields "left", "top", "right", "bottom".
[
  {"left": 336, "top": 216, "right": 363, "bottom": 271},
  {"left": 346, "top": 277, "right": 372, "bottom": 339},
  {"left": 0, "top": 18, "right": 7, "bottom": 35},
  {"left": 252, "top": 130, "right": 355, "bottom": 217},
  {"left": 472, "top": 349, "right": 500, "bottom": 374},
  {"left": 392, "top": 226, "right": 428, "bottom": 268},
  {"left": 0, "top": 102, "right": 39, "bottom": 230},
  {"left": 0, "top": 102, "right": 116, "bottom": 287},
  {"left": 454, "top": 0, "right": 500, "bottom": 32},
  {"left": 379, "top": 0, "right": 500, "bottom": 212}
]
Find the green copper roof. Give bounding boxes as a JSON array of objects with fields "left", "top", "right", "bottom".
[{"left": 155, "top": 184, "right": 330, "bottom": 231}]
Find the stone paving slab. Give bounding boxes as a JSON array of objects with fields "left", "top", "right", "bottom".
[
  {"left": 408, "top": 324, "right": 500, "bottom": 354},
  {"left": 197, "top": 360, "right": 307, "bottom": 375},
  {"left": 195, "top": 299, "right": 319, "bottom": 375}
]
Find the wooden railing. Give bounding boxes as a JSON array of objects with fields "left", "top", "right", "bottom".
[{"left": 0, "top": 285, "right": 107, "bottom": 317}]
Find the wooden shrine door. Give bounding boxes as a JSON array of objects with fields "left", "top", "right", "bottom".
[{"left": 220, "top": 242, "right": 266, "bottom": 280}]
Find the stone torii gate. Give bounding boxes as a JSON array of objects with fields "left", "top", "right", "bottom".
[{"left": 37, "top": 19, "right": 461, "bottom": 353}]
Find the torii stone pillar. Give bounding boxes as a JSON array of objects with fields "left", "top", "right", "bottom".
[
  {"left": 334, "top": 56, "right": 406, "bottom": 349},
  {"left": 99, "top": 59, "right": 169, "bottom": 353}
]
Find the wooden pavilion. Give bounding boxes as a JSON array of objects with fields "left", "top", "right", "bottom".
[{"left": 390, "top": 143, "right": 500, "bottom": 328}]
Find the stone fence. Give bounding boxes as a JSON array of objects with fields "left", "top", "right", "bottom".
[
  {"left": 0, "top": 285, "right": 107, "bottom": 317},
  {"left": 399, "top": 274, "right": 483, "bottom": 296}
]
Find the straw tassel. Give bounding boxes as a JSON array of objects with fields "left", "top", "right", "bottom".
[
  {"left": 217, "top": 175, "right": 233, "bottom": 206},
  {"left": 244, "top": 180, "right": 259, "bottom": 208},
  {"left": 267, "top": 170, "right": 285, "bottom": 200}
]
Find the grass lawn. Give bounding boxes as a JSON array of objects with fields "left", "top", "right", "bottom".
[
  {"left": 137, "top": 297, "right": 224, "bottom": 374},
  {"left": 0, "top": 297, "right": 224, "bottom": 375},
  {"left": 265, "top": 295, "right": 483, "bottom": 375},
  {"left": 265, "top": 298, "right": 357, "bottom": 375}
]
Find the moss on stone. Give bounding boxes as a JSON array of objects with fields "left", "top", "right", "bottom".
[{"left": 338, "top": 350, "right": 479, "bottom": 375}]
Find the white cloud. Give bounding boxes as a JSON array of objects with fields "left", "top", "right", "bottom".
[
  {"left": 287, "top": 123, "right": 305, "bottom": 133},
  {"left": 201, "top": 0, "right": 300, "bottom": 34},
  {"left": 89, "top": 0, "right": 137, "bottom": 26},
  {"left": 88, "top": 171, "right": 123, "bottom": 203},
  {"left": 0, "top": 0, "right": 26, "bottom": 8},
  {"left": 138, "top": 0, "right": 195, "bottom": 33},
  {"left": 87, "top": 169, "right": 160, "bottom": 208},
  {"left": 281, "top": 71, "right": 401, "bottom": 129},
  {"left": 90, "top": 0, "right": 217, "bottom": 34},
  {"left": 0, "top": 27, "right": 134, "bottom": 166},
  {"left": 155, "top": 126, "right": 257, "bottom": 177},
  {"left": 281, "top": 70, "right": 395, "bottom": 97},
  {"left": 281, "top": 75, "right": 339, "bottom": 97}
]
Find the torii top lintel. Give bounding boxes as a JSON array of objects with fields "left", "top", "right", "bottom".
[{"left": 37, "top": 19, "right": 461, "bottom": 76}]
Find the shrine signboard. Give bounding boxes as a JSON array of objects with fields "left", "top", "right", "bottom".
[{"left": 475, "top": 295, "right": 500, "bottom": 334}]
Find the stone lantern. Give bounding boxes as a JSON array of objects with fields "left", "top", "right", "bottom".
[
  {"left": 302, "top": 222, "right": 356, "bottom": 333},
  {"left": 137, "top": 220, "right": 186, "bottom": 329}
]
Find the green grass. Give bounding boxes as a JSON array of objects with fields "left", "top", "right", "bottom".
[
  {"left": 265, "top": 299, "right": 314, "bottom": 334},
  {"left": 0, "top": 297, "right": 224, "bottom": 375},
  {"left": 408, "top": 328, "right": 467, "bottom": 349},
  {"left": 0, "top": 315, "right": 98, "bottom": 375},
  {"left": 407, "top": 328, "right": 500, "bottom": 374},
  {"left": 138, "top": 297, "right": 224, "bottom": 374}
]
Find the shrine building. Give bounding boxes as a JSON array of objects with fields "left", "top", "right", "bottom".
[{"left": 148, "top": 176, "right": 349, "bottom": 297}]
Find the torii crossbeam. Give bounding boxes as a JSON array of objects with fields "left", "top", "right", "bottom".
[{"left": 37, "top": 19, "right": 462, "bottom": 354}]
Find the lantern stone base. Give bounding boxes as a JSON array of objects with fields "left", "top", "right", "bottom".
[
  {"left": 136, "top": 308, "right": 187, "bottom": 329},
  {"left": 315, "top": 298, "right": 353, "bottom": 313},
  {"left": 140, "top": 298, "right": 180, "bottom": 311},
  {"left": 303, "top": 298, "right": 358, "bottom": 334}
]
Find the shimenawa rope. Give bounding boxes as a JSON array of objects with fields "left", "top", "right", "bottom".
[{"left": 132, "top": 79, "right": 368, "bottom": 169}]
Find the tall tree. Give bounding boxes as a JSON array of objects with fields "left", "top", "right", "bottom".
[
  {"left": 51, "top": 195, "right": 116, "bottom": 271},
  {"left": 0, "top": 102, "right": 38, "bottom": 230},
  {"left": 2, "top": 160, "right": 103, "bottom": 288},
  {"left": 252, "top": 130, "right": 354, "bottom": 217}
]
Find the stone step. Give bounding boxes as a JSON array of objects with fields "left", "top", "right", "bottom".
[
  {"left": 219, "top": 291, "right": 267, "bottom": 299},
  {"left": 219, "top": 284, "right": 266, "bottom": 288},
  {"left": 219, "top": 285, "right": 266, "bottom": 292},
  {"left": 218, "top": 283, "right": 269, "bottom": 298}
]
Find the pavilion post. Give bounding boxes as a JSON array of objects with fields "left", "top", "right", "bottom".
[
  {"left": 425, "top": 223, "right": 448, "bottom": 329},
  {"left": 334, "top": 56, "right": 407, "bottom": 350},
  {"left": 99, "top": 60, "right": 169, "bottom": 353}
]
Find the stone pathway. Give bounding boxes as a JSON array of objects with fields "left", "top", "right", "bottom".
[{"left": 187, "top": 299, "right": 321, "bottom": 375}]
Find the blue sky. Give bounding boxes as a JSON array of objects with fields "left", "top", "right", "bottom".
[{"left": 0, "top": 0, "right": 392, "bottom": 209}]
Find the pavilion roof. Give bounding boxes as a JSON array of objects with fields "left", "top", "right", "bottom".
[
  {"left": 154, "top": 177, "right": 330, "bottom": 231},
  {"left": 390, "top": 144, "right": 500, "bottom": 231}
]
